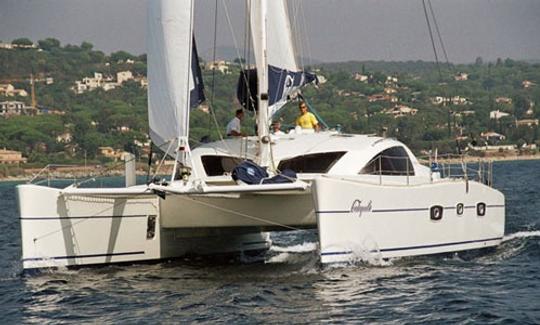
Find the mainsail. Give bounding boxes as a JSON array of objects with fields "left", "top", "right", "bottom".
[
  {"left": 147, "top": 0, "right": 205, "bottom": 156},
  {"left": 245, "top": 0, "right": 317, "bottom": 118}
]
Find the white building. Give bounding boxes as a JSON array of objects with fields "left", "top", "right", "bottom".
[
  {"left": 354, "top": 73, "right": 369, "bottom": 82},
  {"left": 205, "top": 61, "right": 230, "bottom": 74},
  {"left": 384, "top": 105, "right": 418, "bottom": 118},
  {"left": 495, "top": 97, "right": 512, "bottom": 104},
  {"left": 0, "top": 101, "right": 35, "bottom": 116},
  {"left": 74, "top": 71, "right": 137, "bottom": 94},
  {"left": 490, "top": 110, "right": 510, "bottom": 120},
  {"left": 454, "top": 73, "right": 469, "bottom": 81},
  {"left": 0, "top": 83, "right": 28, "bottom": 97},
  {"left": 117, "top": 71, "right": 134, "bottom": 84}
]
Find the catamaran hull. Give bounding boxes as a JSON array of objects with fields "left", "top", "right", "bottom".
[
  {"left": 17, "top": 184, "right": 274, "bottom": 269},
  {"left": 312, "top": 177, "right": 505, "bottom": 264}
]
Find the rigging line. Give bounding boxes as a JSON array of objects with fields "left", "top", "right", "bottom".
[
  {"left": 299, "top": 1, "right": 313, "bottom": 68},
  {"left": 221, "top": 0, "right": 256, "bottom": 113},
  {"left": 221, "top": 1, "right": 247, "bottom": 73},
  {"left": 294, "top": 1, "right": 306, "bottom": 69},
  {"left": 178, "top": 196, "right": 301, "bottom": 231},
  {"left": 153, "top": 140, "right": 175, "bottom": 178},
  {"left": 208, "top": 0, "right": 219, "bottom": 131},
  {"left": 189, "top": 136, "right": 257, "bottom": 161},
  {"left": 421, "top": 0, "right": 442, "bottom": 80},
  {"left": 427, "top": 0, "right": 452, "bottom": 68},
  {"left": 203, "top": 0, "right": 231, "bottom": 152},
  {"left": 243, "top": 0, "right": 255, "bottom": 113}
]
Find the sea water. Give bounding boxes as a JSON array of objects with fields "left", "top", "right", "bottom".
[{"left": 1, "top": 160, "right": 539, "bottom": 323}]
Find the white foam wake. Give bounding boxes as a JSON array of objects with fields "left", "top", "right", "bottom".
[
  {"left": 502, "top": 231, "right": 540, "bottom": 242},
  {"left": 270, "top": 242, "right": 317, "bottom": 253}
]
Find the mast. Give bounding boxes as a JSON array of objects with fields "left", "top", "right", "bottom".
[{"left": 255, "top": 0, "right": 272, "bottom": 168}]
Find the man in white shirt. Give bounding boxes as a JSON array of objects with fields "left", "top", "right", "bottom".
[
  {"left": 226, "top": 109, "right": 245, "bottom": 136},
  {"left": 271, "top": 121, "right": 284, "bottom": 135}
]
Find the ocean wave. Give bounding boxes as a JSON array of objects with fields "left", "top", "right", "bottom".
[
  {"left": 270, "top": 242, "right": 318, "bottom": 253},
  {"left": 502, "top": 230, "right": 540, "bottom": 242}
]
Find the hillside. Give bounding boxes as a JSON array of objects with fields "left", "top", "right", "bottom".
[{"left": 0, "top": 38, "right": 539, "bottom": 167}]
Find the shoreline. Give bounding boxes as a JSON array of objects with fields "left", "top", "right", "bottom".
[
  {"left": 1, "top": 155, "right": 539, "bottom": 183},
  {"left": 422, "top": 154, "right": 540, "bottom": 164}
]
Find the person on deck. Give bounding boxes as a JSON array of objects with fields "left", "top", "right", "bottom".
[
  {"left": 295, "top": 101, "right": 319, "bottom": 131},
  {"left": 271, "top": 121, "right": 284, "bottom": 135},
  {"left": 226, "top": 109, "right": 245, "bottom": 137}
]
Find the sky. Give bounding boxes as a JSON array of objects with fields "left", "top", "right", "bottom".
[{"left": 0, "top": 0, "right": 539, "bottom": 64}]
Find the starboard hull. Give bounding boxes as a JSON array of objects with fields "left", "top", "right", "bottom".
[{"left": 312, "top": 177, "right": 505, "bottom": 264}]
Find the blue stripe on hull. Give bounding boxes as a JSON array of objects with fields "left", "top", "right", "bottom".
[
  {"left": 23, "top": 251, "right": 145, "bottom": 262},
  {"left": 20, "top": 215, "right": 148, "bottom": 220},
  {"left": 316, "top": 204, "right": 504, "bottom": 215}
]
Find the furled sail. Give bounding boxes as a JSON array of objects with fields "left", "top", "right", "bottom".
[
  {"left": 147, "top": 0, "right": 205, "bottom": 156},
  {"left": 244, "top": 0, "right": 317, "bottom": 118}
]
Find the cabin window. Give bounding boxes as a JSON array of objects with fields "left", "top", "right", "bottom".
[
  {"left": 360, "top": 146, "right": 415, "bottom": 176},
  {"left": 201, "top": 155, "right": 243, "bottom": 176},
  {"left": 278, "top": 152, "right": 346, "bottom": 173}
]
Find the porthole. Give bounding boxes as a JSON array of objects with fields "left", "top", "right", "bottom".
[
  {"left": 477, "top": 203, "right": 486, "bottom": 216},
  {"left": 456, "top": 203, "right": 464, "bottom": 216},
  {"left": 430, "top": 205, "right": 443, "bottom": 221}
]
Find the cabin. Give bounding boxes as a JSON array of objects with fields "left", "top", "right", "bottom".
[{"left": 191, "top": 133, "right": 431, "bottom": 185}]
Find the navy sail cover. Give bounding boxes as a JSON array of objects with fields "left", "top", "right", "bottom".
[
  {"left": 237, "top": 66, "right": 317, "bottom": 112},
  {"left": 190, "top": 37, "right": 206, "bottom": 108}
]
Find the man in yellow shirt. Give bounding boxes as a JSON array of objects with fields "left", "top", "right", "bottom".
[{"left": 295, "top": 101, "right": 319, "bottom": 131}]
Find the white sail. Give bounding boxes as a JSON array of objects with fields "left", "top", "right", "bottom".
[
  {"left": 147, "top": 0, "right": 204, "bottom": 156},
  {"left": 250, "top": 0, "right": 316, "bottom": 118}
]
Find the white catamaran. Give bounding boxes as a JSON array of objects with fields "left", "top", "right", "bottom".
[{"left": 17, "top": 0, "right": 505, "bottom": 269}]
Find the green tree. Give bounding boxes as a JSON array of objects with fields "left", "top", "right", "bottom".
[
  {"left": 12, "top": 38, "right": 33, "bottom": 46},
  {"left": 38, "top": 38, "right": 61, "bottom": 51}
]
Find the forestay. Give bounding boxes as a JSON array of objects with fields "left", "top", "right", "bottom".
[{"left": 147, "top": 0, "right": 205, "bottom": 156}]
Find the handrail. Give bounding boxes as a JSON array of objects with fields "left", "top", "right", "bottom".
[{"left": 360, "top": 153, "right": 495, "bottom": 187}]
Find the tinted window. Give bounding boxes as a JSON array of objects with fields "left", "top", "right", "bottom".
[
  {"left": 278, "top": 152, "right": 346, "bottom": 173},
  {"left": 360, "top": 146, "right": 414, "bottom": 176},
  {"left": 201, "top": 155, "right": 243, "bottom": 176}
]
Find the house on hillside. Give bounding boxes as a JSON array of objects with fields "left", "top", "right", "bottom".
[
  {"left": 368, "top": 94, "right": 398, "bottom": 103},
  {"left": 98, "top": 147, "right": 130, "bottom": 161},
  {"left": 0, "top": 101, "right": 36, "bottom": 117},
  {"left": 480, "top": 131, "right": 506, "bottom": 144},
  {"left": 384, "top": 105, "right": 418, "bottom": 118},
  {"left": 0, "top": 148, "right": 27, "bottom": 164},
  {"left": 515, "top": 119, "right": 539, "bottom": 127},
  {"left": 522, "top": 80, "right": 536, "bottom": 89},
  {"left": 454, "top": 72, "right": 469, "bottom": 81},
  {"left": 0, "top": 83, "right": 28, "bottom": 97},
  {"left": 56, "top": 132, "right": 72, "bottom": 144},
  {"left": 495, "top": 97, "right": 512, "bottom": 104},
  {"left": 489, "top": 110, "right": 510, "bottom": 120},
  {"left": 205, "top": 61, "right": 230, "bottom": 74},
  {"left": 354, "top": 73, "right": 369, "bottom": 82},
  {"left": 384, "top": 87, "right": 397, "bottom": 94},
  {"left": 117, "top": 71, "right": 134, "bottom": 84}
]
